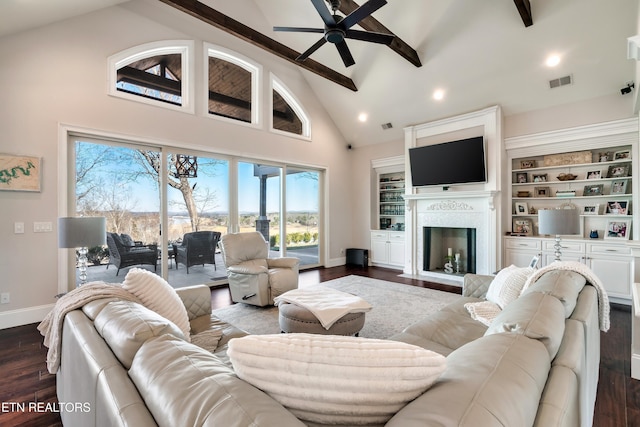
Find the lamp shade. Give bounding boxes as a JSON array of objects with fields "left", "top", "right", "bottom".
[
  {"left": 58, "top": 217, "right": 106, "bottom": 248},
  {"left": 538, "top": 209, "right": 580, "bottom": 236}
]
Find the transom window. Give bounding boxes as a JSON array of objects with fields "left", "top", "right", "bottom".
[
  {"left": 271, "top": 75, "right": 310, "bottom": 139},
  {"left": 206, "top": 44, "right": 260, "bottom": 126},
  {"left": 108, "top": 41, "right": 194, "bottom": 113}
]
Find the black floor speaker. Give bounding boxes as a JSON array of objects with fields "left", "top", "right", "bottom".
[{"left": 346, "top": 248, "right": 368, "bottom": 268}]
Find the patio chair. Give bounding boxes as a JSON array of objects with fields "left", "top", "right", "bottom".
[
  {"left": 219, "top": 231, "right": 299, "bottom": 306},
  {"left": 175, "top": 231, "right": 221, "bottom": 273},
  {"left": 106, "top": 232, "right": 158, "bottom": 276}
]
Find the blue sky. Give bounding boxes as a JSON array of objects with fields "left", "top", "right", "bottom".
[{"left": 77, "top": 142, "right": 318, "bottom": 214}]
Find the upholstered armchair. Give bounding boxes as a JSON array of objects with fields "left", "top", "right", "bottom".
[
  {"left": 219, "top": 232, "right": 299, "bottom": 306},
  {"left": 106, "top": 232, "right": 157, "bottom": 276},
  {"left": 176, "top": 231, "right": 221, "bottom": 273}
]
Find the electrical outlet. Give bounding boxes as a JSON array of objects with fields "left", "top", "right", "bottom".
[
  {"left": 340, "top": 248, "right": 345, "bottom": 254},
  {"left": 0, "top": 293, "right": 9, "bottom": 304}
]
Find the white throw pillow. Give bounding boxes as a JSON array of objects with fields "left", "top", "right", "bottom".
[
  {"left": 122, "top": 268, "right": 190, "bottom": 340},
  {"left": 228, "top": 333, "right": 446, "bottom": 426},
  {"left": 485, "top": 265, "right": 534, "bottom": 309}
]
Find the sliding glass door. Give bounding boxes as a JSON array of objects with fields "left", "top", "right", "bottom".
[
  {"left": 285, "top": 168, "right": 320, "bottom": 266},
  {"left": 237, "top": 161, "right": 282, "bottom": 252},
  {"left": 70, "top": 136, "right": 324, "bottom": 288}
]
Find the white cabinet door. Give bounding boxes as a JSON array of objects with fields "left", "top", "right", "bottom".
[
  {"left": 587, "top": 256, "right": 632, "bottom": 299},
  {"left": 505, "top": 249, "right": 540, "bottom": 268},
  {"left": 388, "top": 240, "right": 405, "bottom": 267},
  {"left": 370, "top": 237, "right": 388, "bottom": 264}
]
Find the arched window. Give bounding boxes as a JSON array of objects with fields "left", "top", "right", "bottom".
[
  {"left": 205, "top": 44, "right": 260, "bottom": 126},
  {"left": 108, "top": 40, "right": 194, "bottom": 113},
  {"left": 271, "top": 74, "right": 311, "bottom": 139}
]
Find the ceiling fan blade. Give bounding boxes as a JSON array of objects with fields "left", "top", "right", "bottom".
[
  {"left": 335, "top": 40, "right": 355, "bottom": 67},
  {"left": 340, "top": 0, "right": 387, "bottom": 29},
  {"left": 297, "top": 37, "right": 328, "bottom": 62},
  {"left": 274, "top": 26, "right": 324, "bottom": 34},
  {"left": 310, "top": 0, "right": 336, "bottom": 27},
  {"left": 345, "top": 29, "right": 394, "bottom": 45}
]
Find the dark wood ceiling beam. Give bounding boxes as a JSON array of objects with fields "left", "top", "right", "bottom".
[
  {"left": 513, "top": 0, "right": 533, "bottom": 27},
  {"left": 157, "top": 0, "right": 358, "bottom": 91},
  {"left": 338, "top": 0, "right": 421, "bottom": 67}
]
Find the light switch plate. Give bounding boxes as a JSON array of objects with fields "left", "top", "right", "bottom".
[
  {"left": 34, "top": 222, "right": 53, "bottom": 233},
  {"left": 14, "top": 222, "right": 24, "bottom": 234}
]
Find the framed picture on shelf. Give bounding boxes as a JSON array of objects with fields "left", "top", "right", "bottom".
[
  {"left": 605, "top": 219, "right": 631, "bottom": 240},
  {"left": 532, "top": 173, "right": 548, "bottom": 182},
  {"left": 605, "top": 200, "right": 629, "bottom": 215},
  {"left": 512, "top": 218, "right": 533, "bottom": 236},
  {"left": 516, "top": 172, "right": 528, "bottom": 183},
  {"left": 514, "top": 202, "right": 528, "bottom": 215},
  {"left": 610, "top": 179, "right": 627, "bottom": 194},
  {"left": 586, "top": 170, "right": 601, "bottom": 180},
  {"left": 520, "top": 159, "right": 536, "bottom": 169},
  {"left": 606, "top": 164, "right": 629, "bottom": 178},
  {"left": 583, "top": 184, "right": 603, "bottom": 196},
  {"left": 614, "top": 150, "right": 631, "bottom": 160},
  {"left": 583, "top": 204, "right": 600, "bottom": 215},
  {"left": 598, "top": 152, "right": 612, "bottom": 162},
  {"left": 534, "top": 186, "right": 550, "bottom": 197}
]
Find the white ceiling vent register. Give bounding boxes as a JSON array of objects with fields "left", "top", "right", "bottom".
[{"left": 549, "top": 75, "right": 573, "bottom": 89}]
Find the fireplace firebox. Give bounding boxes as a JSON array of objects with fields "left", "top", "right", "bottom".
[{"left": 423, "top": 227, "right": 477, "bottom": 275}]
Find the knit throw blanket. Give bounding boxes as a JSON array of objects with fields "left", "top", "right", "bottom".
[
  {"left": 37, "top": 282, "right": 141, "bottom": 374},
  {"left": 521, "top": 261, "right": 610, "bottom": 332}
]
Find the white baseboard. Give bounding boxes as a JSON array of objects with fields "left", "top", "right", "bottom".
[
  {"left": 0, "top": 303, "right": 55, "bottom": 330},
  {"left": 633, "top": 353, "right": 640, "bottom": 380},
  {"left": 325, "top": 256, "right": 346, "bottom": 268}
]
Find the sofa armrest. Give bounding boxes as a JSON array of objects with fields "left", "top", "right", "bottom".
[
  {"left": 176, "top": 285, "right": 212, "bottom": 320},
  {"left": 228, "top": 265, "right": 268, "bottom": 275},
  {"left": 463, "top": 273, "right": 494, "bottom": 298},
  {"left": 267, "top": 257, "right": 300, "bottom": 269}
]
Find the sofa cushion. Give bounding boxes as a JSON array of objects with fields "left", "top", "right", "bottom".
[
  {"left": 227, "top": 333, "right": 446, "bottom": 426},
  {"left": 393, "top": 297, "right": 488, "bottom": 354},
  {"left": 485, "top": 292, "right": 566, "bottom": 359},
  {"left": 521, "top": 270, "right": 586, "bottom": 317},
  {"left": 129, "top": 334, "right": 305, "bottom": 427},
  {"left": 94, "top": 300, "right": 185, "bottom": 369},
  {"left": 486, "top": 265, "right": 534, "bottom": 308},
  {"left": 387, "top": 333, "right": 550, "bottom": 427},
  {"left": 122, "top": 268, "right": 190, "bottom": 340}
]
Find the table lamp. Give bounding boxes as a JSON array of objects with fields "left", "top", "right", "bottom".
[
  {"left": 538, "top": 209, "right": 580, "bottom": 261},
  {"left": 58, "top": 217, "right": 106, "bottom": 286}
]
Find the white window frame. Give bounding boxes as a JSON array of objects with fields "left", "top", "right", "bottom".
[
  {"left": 204, "top": 43, "right": 261, "bottom": 128},
  {"left": 270, "top": 73, "right": 311, "bottom": 141},
  {"left": 107, "top": 40, "right": 195, "bottom": 114}
]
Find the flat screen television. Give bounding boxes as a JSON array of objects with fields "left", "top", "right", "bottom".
[{"left": 409, "top": 136, "right": 486, "bottom": 187}]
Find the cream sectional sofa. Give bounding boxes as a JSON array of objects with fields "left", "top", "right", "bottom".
[{"left": 56, "top": 270, "right": 601, "bottom": 427}]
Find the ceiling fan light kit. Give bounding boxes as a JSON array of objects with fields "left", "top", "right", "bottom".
[{"left": 274, "top": 0, "right": 394, "bottom": 67}]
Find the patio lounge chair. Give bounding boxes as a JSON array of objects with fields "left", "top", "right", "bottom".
[
  {"left": 106, "top": 232, "right": 158, "bottom": 276},
  {"left": 175, "top": 231, "right": 221, "bottom": 273}
]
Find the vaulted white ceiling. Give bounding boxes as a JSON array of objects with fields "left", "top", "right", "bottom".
[{"left": 1, "top": 0, "right": 638, "bottom": 147}]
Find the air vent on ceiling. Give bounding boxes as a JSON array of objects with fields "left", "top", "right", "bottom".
[
  {"left": 381, "top": 122, "right": 393, "bottom": 130},
  {"left": 549, "top": 75, "right": 573, "bottom": 89}
]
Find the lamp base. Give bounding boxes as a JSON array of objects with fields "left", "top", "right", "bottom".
[
  {"left": 553, "top": 235, "right": 562, "bottom": 262},
  {"left": 78, "top": 246, "right": 88, "bottom": 287}
]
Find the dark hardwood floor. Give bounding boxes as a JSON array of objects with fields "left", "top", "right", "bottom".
[{"left": 0, "top": 265, "right": 637, "bottom": 426}]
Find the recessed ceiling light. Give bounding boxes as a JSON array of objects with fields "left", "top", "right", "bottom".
[
  {"left": 358, "top": 113, "right": 368, "bottom": 122},
  {"left": 433, "top": 89, "right": 445, "bottom": 101},
  {"left": 545, "top": 54, "right": 561, "bottom": 67}
]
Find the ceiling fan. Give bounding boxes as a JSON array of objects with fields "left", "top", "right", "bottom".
[{"left": 274, "top": 0, "right": 395, "bottom": 67}]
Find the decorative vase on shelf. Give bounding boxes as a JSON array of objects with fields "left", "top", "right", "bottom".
[{"left": 589, "top": 230, "right": 599, "bottom": 239}]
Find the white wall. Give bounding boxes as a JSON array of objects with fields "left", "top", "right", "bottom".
[{"left": 0, "top": 1, "right": 353, "bottom": 328}]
